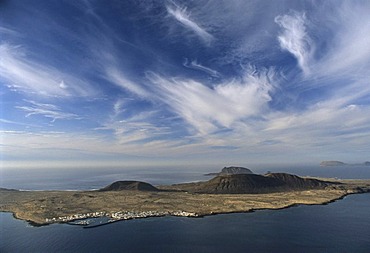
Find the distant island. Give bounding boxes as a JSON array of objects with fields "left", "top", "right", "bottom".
[
  {"left": 320, "top": 161, "right": 347, "bottom": 166},
  {"left": 1, "top": 169, "right": 370, "bottom": 227},
  {"left": 320, "top": 161, "right": 370, "bottom": 166}
]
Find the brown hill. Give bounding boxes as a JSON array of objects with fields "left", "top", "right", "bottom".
[
  {"left": 99, "top": 181, "right": 159, "bottom": 192},
  {"left": 265, "top": 173, "right": 330, "bottom": 189},
  {"left": 164, "top": 173, "right": 336, "bottom": 194},
  {"left": 197, "top": 174, "right": 284, "bottom": 194}
]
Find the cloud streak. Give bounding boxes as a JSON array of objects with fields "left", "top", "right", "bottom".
[
  {"left": 0, "top": 43, "right": 96, "bottom": 97},
  {"left": 183, "top": 59, "right": 220, "bottom": 78},
  {"left": 275, "top": 11, "right": 313, "bottom": 75},
  {"left": 16, "top": 100, "right": 80, "bottom": 122},
  {"left": 166, "top": 2, "right": 214, "bottom": 44},
  {"left": 104, "top": 66, "right": 150, "bottom": 98},
  {"left": 313, "top": 1, "right": 370, "bottom": 77}
]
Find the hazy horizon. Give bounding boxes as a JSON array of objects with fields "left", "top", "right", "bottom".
[{"left": 1, "top": 1, "right": 370, "bottom": 168}]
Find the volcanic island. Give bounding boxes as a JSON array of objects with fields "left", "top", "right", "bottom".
[{"left": 1, "top": 167, "right": 370, "bottom": 227}]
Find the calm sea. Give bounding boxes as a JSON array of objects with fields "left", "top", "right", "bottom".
[
  {"left": 1, "top": 164, "right": 370, "bottom": 190},
  {"left": 1, "top": 165, "right": 370, "bottom": 252}
]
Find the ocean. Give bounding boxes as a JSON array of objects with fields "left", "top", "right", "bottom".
[
  {"left": 2, "top": 164, "right": 370, "bottom": 191},
  {"left": 1, "top": 165, "right": 370, "bottom": 252}
]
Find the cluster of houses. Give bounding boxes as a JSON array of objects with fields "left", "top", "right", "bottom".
[
  {"left": 170, "top": 211, "right": 198, "bottom": 217},
  {"left": 45, "top": 211, "right": 106, "bottom": 223},
  {"left": 45, "top": 210, "right": 199, "bottom": 224},
  {"left": 110, "top": 210, "right": 167, "bottom": 220}
]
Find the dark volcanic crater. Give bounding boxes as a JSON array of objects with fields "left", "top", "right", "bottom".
[{"left": 99, "top": 181, "right": 159, "bottom": 192}]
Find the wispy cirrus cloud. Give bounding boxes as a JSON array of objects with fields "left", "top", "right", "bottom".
[
  {"left": 99, "top": 120, "right": 171, "bottom": 145},
  {"left": 312, "top": 1, "right": 370, "bottom": 77},
  {"left": 80, "top": 16, "right": 151, "bottom": 100},
  {"left": 147, "top": 67, "right": 276, "bottom": 135},
  {"left": 183, "top": 59, "right": 220, "bottom": 78},
  {"left": 262, "top": 102, "right": 370, "bottom": 155},
  {"left": 166, "top": 2, "right": 214, "bottom": 44},
  {"left": 16, "top": 100, "right": 80, "bottom": 122},
  {"left": 95, "top": 98, "right": 173, "bottom": 146},
  {"left": 275, "top": 11, "right": 313, "bottom": 75},
  {"left": 2, "top": 1, "right": 370, "bottom": 166},
  {"left": 0, "top": 118, "right": 41, "bottom": 128},
  {"left": 274, "top": 1, "right": 370, "bottom": 82},
  {"left": 0, "top": 26, "right": 19, "bottom": 36},
  {"left": 0, "top": 43, "right": 96, "bottom": 97},
  {"left": 104, "top": 66, "right": 150, "bottom": 98}
]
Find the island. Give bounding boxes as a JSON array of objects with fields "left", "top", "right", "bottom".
[
  {"left": 320, "top": 161, "right": 347, "bottom": 166},
  {"left": 320, "top": 161, "right": 370, "bottom": 166},
  {"left": 1, "top": 172, "right": 370, "bottom": 227}
]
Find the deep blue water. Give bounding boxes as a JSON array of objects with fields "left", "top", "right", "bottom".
[{"left": 1, "top": 165, "right": 370, "bottom": 252}]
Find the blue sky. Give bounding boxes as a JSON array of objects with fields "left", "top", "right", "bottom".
[{"left": 1, "top": 0, "right": 370, "bottom": 168}]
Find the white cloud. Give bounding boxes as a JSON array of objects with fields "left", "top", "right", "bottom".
[
  {"left": 0, "top": 43, "right": 96, "bottom": 97},
  {"left": 85, "top": 31, "right": 150, "bottom": 99},
  {"left": 147, "top": 67, "right": 276, "bottom": 135},
  {"left": 104, "top": 66, "right": 150, "bottom": 98},
  {"left": 59, "top": 80, "right": 68, "bottom": 89},
  {"left": 96, "top": 100, "right": 172, "bottom": 146},
  {"left": 2, "top": 1, "right": 370, "bottom": 166},
  {"left": 0, "top": 127, "right": 198, "bottom": 166},
  {"left": 100, "top": 120, "right": 171, "bottom": 145},
  {"left": 275, "top": 11, "right": 313, "bottom": 75},
  {"left": 16, "top": 100, "right": 80, "bottom": 122},
  {"left": 0, "top": 26, "right": 19, "bottom": 36},
  {"left": 313, "top": 1, "right": 370, "bottom": 77},
  {"left": 183, "top": 59, "right": 220, "bottom": 78},
  {"left": 166, "top": 2, "right": 214, "bottom": 44},
  {"left": 113, "top": 99, "right": 126, "bottom": 117},
  {"left": 274, "top": 2, "right": 370, "bottom": 82},
  {"left": 264, "top": 101, "right": 370, "bottom": 149},
  {"left": 0, "top": 118, "right": 40, "bottom": 128}
]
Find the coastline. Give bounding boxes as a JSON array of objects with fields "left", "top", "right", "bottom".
[
  {"left": 2, "top": 189, "right": 370, "bottom": 253},
  {"left": 1, "top": 186, "right": 369, "bottom": 227}
]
